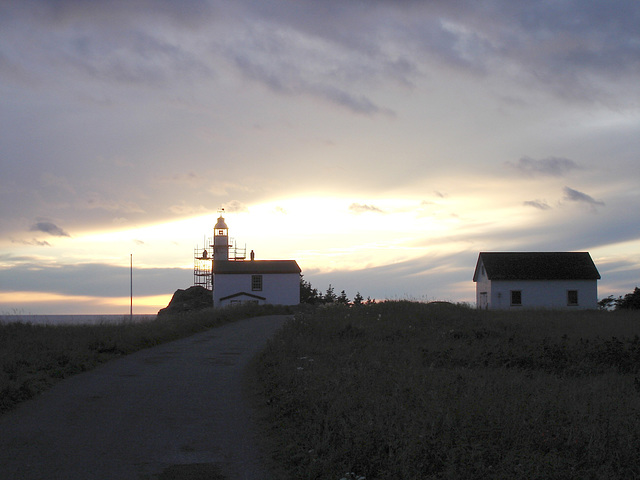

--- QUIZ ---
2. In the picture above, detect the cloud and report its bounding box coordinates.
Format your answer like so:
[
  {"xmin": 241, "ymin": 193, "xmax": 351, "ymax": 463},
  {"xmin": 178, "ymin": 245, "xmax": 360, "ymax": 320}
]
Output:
[
  {"xmin": 168, "ymin": 203, "xmax": 210, "ymax": 215},
  {"xmin": 249, "ymin": 0, "xmax": 640, "ymax": 105},
  {"xmin": 562, "ymin": 186, "xmax": 605, "ymax": 210},
  {"xmin": 156, "ymin": 172, "xmax": 201, "ymax": 186},
  {"xmin": 11, "ymin": 238, "xmax": 52, "ymax": 247},
  {"xmin": 222, "ymin": 200, "xmax": 249, "ymax": 213},
  {"xmin": 29, "ymin": 222, "xmax": 70, "ymax": 237},
  {"xmin": 230, "ymin": 52, "xmax": 394, "ymax": 116},
  {"xmin": 437, "ymin": 1, "xmax": 640, "ymax": 103},
  {"xmin": 523, "ymin": 200, "xmax": 551, "ymax": 210},
  {"xmin": 8, "ymin": 0, "xmax": 215, "ymax": 89},
  {"xmin": 0, "ymin": 261, "xmax": 190, "ymax": 298},
  {"xmin": 84, "ymin": 194, "xmax": 145, "ymax": 214},
  {"xmin": 506, "ymin": 156, "xmax": 582, "ymax": 177},
  {"xmin": 349, "ymin": 203, "xmax": 384, "ymax": 214},
  {"xmin": 305, "ymin": 250, "xmax": 480, "ymax": 303}
]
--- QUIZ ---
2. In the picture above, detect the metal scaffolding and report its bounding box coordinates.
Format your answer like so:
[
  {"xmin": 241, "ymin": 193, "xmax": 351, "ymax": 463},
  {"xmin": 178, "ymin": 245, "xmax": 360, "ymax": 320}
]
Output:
[
  {"xmin": 193, "ymin": 236, "xmax": 247, "ymax": 290},
  {"xmin": 193, "ymin": 239, "xmax": 213, "ymax": 290}
]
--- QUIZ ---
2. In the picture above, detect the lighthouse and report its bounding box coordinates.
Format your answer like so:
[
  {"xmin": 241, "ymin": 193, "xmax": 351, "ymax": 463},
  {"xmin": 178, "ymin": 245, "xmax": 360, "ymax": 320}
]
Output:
[
  {"xmin": 192, "ymin": 213, "xmax": 233, "ymax": 290},
  {"xmin": 213, "ymin": 215, "xmax": 229, "ymax": 260},
  {"xmin": 204, "ymin": 214, "xmax": 301, "ymax": 308}
]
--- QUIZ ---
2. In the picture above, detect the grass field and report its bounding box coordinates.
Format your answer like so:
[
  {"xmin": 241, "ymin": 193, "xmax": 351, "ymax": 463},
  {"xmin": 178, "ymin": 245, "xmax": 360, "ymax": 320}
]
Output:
[
  {"xmin": 248, "ymin": 301, "xmax": 640, "ymax": 480},
  {"xmin": 0, "ymin": 303, "xmax": 292, "ymax": 414}
]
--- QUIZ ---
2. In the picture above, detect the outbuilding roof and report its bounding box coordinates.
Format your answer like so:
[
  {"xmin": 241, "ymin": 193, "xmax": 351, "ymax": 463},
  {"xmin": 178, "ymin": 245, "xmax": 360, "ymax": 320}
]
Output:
[
  {"xmin": 473, "ymin": 252, "xmax": 601, "ymax": 281},
  {"xmin": 213, "ymin": 259, "xmax": 301, "ymax": 274}
]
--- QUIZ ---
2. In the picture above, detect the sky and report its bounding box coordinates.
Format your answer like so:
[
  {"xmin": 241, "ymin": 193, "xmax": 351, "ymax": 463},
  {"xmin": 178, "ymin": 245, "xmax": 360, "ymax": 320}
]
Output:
[{"xmin": 1, "ymin": 0, "xmax": 640, "ymax": 314}]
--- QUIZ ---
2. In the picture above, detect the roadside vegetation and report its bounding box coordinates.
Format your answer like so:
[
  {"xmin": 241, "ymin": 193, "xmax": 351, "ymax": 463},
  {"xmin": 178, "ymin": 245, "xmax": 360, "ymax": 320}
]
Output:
[
  {"xmin": 0, "ymin": 303, "xmax": 292, "ymax": 414},
  {"xmin": 249, "ymin": 301, "xmax": 640, "ymax": 479}
]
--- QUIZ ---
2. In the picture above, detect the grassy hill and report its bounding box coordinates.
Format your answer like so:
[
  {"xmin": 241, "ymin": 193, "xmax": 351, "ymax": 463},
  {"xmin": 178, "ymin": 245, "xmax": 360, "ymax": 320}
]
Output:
[{"xmin": 249, "ymin": 301, "xmax": 640, "ymax": 480}]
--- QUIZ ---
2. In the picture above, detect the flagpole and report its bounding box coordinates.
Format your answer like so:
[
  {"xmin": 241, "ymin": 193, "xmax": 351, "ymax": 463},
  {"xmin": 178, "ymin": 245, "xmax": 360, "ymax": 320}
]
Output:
[{"xmin": 130, "ymin": 253, "xmax": 133, "ymax": 320}]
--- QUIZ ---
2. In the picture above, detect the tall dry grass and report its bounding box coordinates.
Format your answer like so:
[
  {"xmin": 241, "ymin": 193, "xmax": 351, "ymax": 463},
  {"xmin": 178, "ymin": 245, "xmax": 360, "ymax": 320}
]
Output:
[
  {"xmin": 0, "ymin": 303, "xmax": 292, "ymax": 414},
  {"xmin": 249, "ymin": 301, "xmax": 640, "ymax": 480}
]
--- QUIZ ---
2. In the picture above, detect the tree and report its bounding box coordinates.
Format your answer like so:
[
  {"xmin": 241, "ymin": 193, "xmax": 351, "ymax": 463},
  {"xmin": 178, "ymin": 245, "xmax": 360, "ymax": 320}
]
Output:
[
  {"xmin": 337, "ymin": 290, "xmax": 350, "ymax": 305},
  {"xmin": 353, "ymin": 292, "xmax": 364, "ymax": 306},
  {"xmin": 616, "ymin": 287, "xmax": 640, "ymax": 310},
  {"xmin": 598, "ymin": 295, "xmax": 617, "ymax": 310},
  {"xmin": 324, "ymin": 284, "xmax": 336, "ymax": 303},
  {"xmin": 300, "ymin": 275, "xmax": 320, "ymax": 304}
]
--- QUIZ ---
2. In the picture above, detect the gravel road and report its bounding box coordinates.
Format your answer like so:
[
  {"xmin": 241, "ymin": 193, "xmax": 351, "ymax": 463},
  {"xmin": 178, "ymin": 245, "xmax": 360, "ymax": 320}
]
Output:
[{"xmin": 0, "ymin": 314, "xmax": 290, "ymax": 480}]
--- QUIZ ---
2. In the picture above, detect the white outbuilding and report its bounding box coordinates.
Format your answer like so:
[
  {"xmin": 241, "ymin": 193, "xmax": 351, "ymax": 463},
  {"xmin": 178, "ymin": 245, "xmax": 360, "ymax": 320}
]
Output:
[{"xmin": 473, "ymin": 252, "xmax": 601, "ymax": 310}]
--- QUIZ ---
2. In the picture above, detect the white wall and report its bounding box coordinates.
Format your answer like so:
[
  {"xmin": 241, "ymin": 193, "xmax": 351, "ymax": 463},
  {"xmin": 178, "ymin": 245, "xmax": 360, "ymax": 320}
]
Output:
[
  {"xmin": 475, "ymin": 267, "xmax": 491, "ymax": 309},
  {"xmin": 214, "ymin": 272, "xmax": 300, "ymax": 307},
  {"xmin": 486, "ymin": 279, "xmax": 598, "ymax": 310},
  {"xmin": 223, "ymin": 293, "xmax": 265, "ymax": 307}
]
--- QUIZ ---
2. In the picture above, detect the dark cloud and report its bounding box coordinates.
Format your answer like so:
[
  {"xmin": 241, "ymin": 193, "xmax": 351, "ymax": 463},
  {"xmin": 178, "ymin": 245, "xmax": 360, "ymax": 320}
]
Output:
[
  {"xmin": 249, "ymin": 0, "xmax": 640, "ymax": 104},
  {"xmin": 11, "ymin": 238, "xmax": 52, "ymax": 247},
  {"xmin": 507, "ymin": 156, "xmax": 582, "ymax": 177},
  {"xmin": 349, "ymin": 203, "xmax": 385, "ymax": 214},
  {"xmin": 229, "ymin": 52, "xmax": 394, "ymax": 116},
  {"xmin": 29, "ymin": 222, "xmax": 70, "ymax": 237},
  {"xmin": 523, "ymin": 200, "xmax": 551, "ymax": 210},
  {"xmin": 0, "ymin": 262, "xmax": 189, "ymax": 298},
  {"xmin": 305, "ymin": 250, "xmax": 480, "ymax": 303},
  {"xmin": 409, "ymin": 193, "xmax": 640, "ymax": 255},
  {"xmin": 4, "ymin": 0, "xmax": 639, "ymax": 108},
  {"xmin": 8, "ymin": 0, "xmax": 214, "ymax": 27},
  {"xmin": 563, "ymin": 186, "xmax": 605, "ymax": 210},
  {"xmin": 442, "ymin": 1, "xmax": 640, "ymax": 103}
]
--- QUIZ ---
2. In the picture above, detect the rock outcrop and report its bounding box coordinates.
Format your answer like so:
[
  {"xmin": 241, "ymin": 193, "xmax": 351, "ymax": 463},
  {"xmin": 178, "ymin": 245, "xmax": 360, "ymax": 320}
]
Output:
[{"xmin": 157, "ymin": 286, "xmax": 213, "ymax": 316}]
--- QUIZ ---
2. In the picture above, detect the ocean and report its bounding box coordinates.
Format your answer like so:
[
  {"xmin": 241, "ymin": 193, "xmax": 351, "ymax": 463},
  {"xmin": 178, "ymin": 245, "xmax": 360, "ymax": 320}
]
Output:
[{"xmin": 0, "ymin": 314, "xmax": 157, "ymax": 325}]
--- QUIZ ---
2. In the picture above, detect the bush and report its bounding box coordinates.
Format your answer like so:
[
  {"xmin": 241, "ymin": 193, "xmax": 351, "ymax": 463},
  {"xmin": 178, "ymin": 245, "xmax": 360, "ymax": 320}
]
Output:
[{"xmin": 617, "ymin": 287, "xmax": 640, "ymax": 310}]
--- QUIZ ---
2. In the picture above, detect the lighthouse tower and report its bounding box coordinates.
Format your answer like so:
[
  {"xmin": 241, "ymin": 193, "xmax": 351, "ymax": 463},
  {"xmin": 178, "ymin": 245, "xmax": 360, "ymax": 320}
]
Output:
[{"xmin": 213, "ymin": 215, "xmax": 229, "ymax": 260}]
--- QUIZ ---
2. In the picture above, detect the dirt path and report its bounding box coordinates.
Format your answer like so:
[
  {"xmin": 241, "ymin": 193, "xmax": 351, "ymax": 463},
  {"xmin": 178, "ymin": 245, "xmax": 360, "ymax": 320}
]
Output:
[{"xmin": 0, "ymin": 315, "xmax": 290, "ymax": 480}]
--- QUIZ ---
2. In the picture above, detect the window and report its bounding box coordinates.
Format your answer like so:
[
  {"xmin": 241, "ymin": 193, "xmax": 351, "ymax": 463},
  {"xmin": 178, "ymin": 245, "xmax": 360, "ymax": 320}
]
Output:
[
  {"xmin": 251, "ymin": 275, "xmax": 263, "ymax": 291},
  {"xmin": 567, "ymin": 290, "xmax": 579, "ymax": 306},
  {"xmin": 510, "ymin": 290, "xmax": 522, "ymax": 306}
]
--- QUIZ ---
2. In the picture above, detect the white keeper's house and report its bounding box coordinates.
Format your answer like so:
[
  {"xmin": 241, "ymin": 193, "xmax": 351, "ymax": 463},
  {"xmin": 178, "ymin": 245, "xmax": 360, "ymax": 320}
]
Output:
[
  {"xmin": 473, "ymin": 252, "xmax": 601, "ymax": 310},
  {"xmin": 194, "ymin": 213, "xmax": 301, "ymax": 308}
]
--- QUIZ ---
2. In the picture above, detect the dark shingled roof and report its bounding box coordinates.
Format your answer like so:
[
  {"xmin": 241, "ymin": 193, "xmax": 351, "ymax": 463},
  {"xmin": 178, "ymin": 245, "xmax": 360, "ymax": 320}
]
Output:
[
  {"xmin": 213, "ymin": 260, "xmax": 301, "ymax": 274},
  {"xmin": 473, "ymin": 252, "xmax": 601, "ymax": 281}
]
